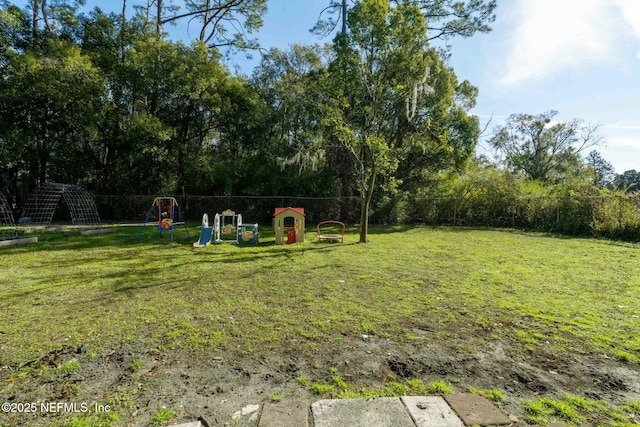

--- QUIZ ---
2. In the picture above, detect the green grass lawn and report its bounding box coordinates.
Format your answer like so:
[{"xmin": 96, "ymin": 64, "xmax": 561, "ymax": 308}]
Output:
[{"xmin": 1, "ymin": 225, "xmax": 639, "ymax": 426}]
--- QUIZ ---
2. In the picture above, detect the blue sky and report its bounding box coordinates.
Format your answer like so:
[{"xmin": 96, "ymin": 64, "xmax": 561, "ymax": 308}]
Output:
[
  {"xmin": 446, "ymin": 0, "xmax": 640, "ymax": 174},
  {"xmin": 77, "ymin": 1, "xmax": 640, "ymax": 173}
]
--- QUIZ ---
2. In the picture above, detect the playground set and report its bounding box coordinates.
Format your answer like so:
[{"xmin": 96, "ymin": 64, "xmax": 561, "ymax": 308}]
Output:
[
  {"xmin": 192, "ymin": 206, "xmax": 342, "ymax": 246},
  {"xmin": 19, "ymin": 182, "xmax": 101, "ymax": 226},
  {"xmin": 135, "ymin": 197, "xmax": 189, "ymax": 244},
  {"xmin": 0, "ymin": 191, "xmax": 18, "ymax": 241},
  {"xmin": 193, "ymin": 209, "xmax": 259, "ymax": 247},
  {"xmin": 191, "ymin": 206, "xmax": 344, "ymax": 247},
  {"xmin": 0, "ymin": 191, "xmax": 38, "ymax": 247},
  {"xmin": 0, "ymin": 181, "xmax": 107, "ymax": 247},
  {"xmin": 2, "ymin": 186, "xmax": 344, "ymax": 247}
]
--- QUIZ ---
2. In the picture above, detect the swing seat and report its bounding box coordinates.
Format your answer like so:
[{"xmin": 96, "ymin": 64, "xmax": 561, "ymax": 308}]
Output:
[
  {"xmin": 222, "ymin": 223, "xmax": 234, "ymax": 234},
  {"xmin": 158, "ymin": 218, "xmax": 173, "ymax": 230},
  {"xmin": 134, "ymin": 197, "xmax": 189, "ymax": 245},
  {"xmin": 317, "ymin": 220, "xmax": 345, "ymax": 242}
]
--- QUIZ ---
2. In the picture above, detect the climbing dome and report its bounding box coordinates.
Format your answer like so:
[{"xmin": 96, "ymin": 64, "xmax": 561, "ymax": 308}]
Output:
[
  {"xmin": 0, "ymin": 191, "xmax": 18, "ymax": 240},
  {"xmin": 19, "ymin": 183, "xmax": 101, "ymax": 226}
]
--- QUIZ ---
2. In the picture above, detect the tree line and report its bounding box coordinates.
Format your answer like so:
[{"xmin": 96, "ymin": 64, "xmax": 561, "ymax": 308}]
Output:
[{"xmin": 1, "ymin": 0, "xmax": 638, "ymax": 241}]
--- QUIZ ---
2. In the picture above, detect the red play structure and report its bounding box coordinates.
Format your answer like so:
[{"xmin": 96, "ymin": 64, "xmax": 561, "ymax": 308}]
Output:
[{"xmin": 317, "ymin": 220, "xmax": 345, "ymax": 242}]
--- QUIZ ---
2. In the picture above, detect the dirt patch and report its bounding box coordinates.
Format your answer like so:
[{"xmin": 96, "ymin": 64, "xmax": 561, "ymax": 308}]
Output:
[{"xmin": 1, "ymin": 338, "xmax": 639, "ymax": 426}]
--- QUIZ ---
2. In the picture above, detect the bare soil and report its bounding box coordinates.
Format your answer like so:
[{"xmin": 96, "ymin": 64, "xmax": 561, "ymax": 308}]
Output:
[{"xmin": 2, "ymin": 336, "xmax": 639, "ymax": 426}]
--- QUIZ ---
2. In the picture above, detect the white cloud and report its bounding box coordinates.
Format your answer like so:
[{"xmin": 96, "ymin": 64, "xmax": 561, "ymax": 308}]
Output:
[
  {"xmin": 604, "ymin": 123, "xmax": 640, "ymax": 131},
  {"xmin": 611, "ymin": 136, "xmax": 640, "ymax": 149},
  {"xmin": 500, "ymin": 0, "xmax": 630, "ymax": 87},
  {"xmin": 600, "ymin": 136, "xmax": 640, "ymax": 173},
  {"xmin": 615, "ymin": 0, "xmax": 640, "ymax": 59}
]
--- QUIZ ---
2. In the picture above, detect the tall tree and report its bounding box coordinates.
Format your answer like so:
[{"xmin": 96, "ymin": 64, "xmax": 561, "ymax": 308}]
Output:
[
  {"xmin": 149, "ymin": 0, "xmax": 266, "ymax": 51},
  {"xmin": 0, "ymin": 40, "xmax": 105, "ymax": 186},
  {"xmin": 585, "ymin": 150, "xmax": 615, "ymax": 189},
  {"xmin": 321, "ymin": 0, "xmax": 478, "ymax": 242},
  {"xmin": 249, "ymin": 44, "xmax": 343, "ymax": 200},
  {"xmin": 489, "ymin": 111, "xmax": 602, "ymax": 182},
  {"xmin": 393, "ymin": 0, "xmax": 497, "ymax": 40},
  {"xmin": 0, "ymin": 2, "xmax": 31, "ymax": 51},
  {"xmin": 251, "ymin": 45, "xmax": 329, "ymax": 173},
  {"xmin": 312, "ymin": 0, "xmax": 491, "ymax": 221},
  {"xmin": 311, "ymin": 0, "xmax": 351, "ymax": 37},
  {"xmin": 22, "ymin": 0, "xmax": 85, "ymax": 48},
  {"xmin": 614, "ymin": 170, "xmax": 640, "ymax": 193},
  {"xmin": 313, "ymin": 0, "xmax": 497, "ymax": 41}
]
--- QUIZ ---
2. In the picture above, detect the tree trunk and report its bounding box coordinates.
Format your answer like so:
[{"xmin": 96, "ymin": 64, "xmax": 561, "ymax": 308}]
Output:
[
  {"xmin": 120, "ymin": 0, "xmax": 127, "ymax": 62},
  {"xmin": 156, "ymin": 0, "xmax": 163, "ymax": 37},
  {"xmin": 359, "ymin": 195, "xmax": 368, "ymax": 243},
  {"xmin": 358, "ymin": 166, "xmax": 376, "ymax": 243},
  {"xmin": 30, "ymin": 0, "xmax": 40, "ymax": 47},
  {"xmin": 341, "ymin": 0, "xmax": 347, "ymax": 35}
]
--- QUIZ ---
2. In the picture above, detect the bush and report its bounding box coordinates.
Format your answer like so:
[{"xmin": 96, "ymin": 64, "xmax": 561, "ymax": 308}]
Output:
[
  {"xmin": 592, "ymin": 192, "xmax": 640, "ymax": 240},
  {"xmin": 401, "ymin": 163, "xmax": 640, "ymax": 241}
]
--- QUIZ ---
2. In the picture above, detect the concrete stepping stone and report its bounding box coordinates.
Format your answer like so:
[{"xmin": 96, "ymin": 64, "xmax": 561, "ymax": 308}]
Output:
[
  {"xmin": 232, "ymin": 404, "xmax": 262, "ymax": 426},
  {"xmin": 312, "ymin": 397, "xmax": 415, "ymax": 427},
  {"xmin": 0, "ymin": 237, "xmax": 38, "ymax": 247},
  {"xmin": 258, "ymin": 400, "xmax": 309, "ymax": 427},
  {"xmin": 402, "ymin": 396, "xmax": 464, "ymax": 427},
  {"xmin": 444, "ymin": 393, "xmax": 511, "ymax": 426}
]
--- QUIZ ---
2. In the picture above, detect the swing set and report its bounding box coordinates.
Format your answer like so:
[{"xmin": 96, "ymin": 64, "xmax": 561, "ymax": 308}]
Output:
[
  {"xmin": 135, "ymin": 197, "xmax": 189, "ymax": 244},
  {"xmin": 213, "ymin": 209, "xmax": 242, "ymax": 244}
]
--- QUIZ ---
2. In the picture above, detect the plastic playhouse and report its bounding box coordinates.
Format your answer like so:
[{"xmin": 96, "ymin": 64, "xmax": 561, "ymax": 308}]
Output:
[{"xmin": 273, "ymin": 207, "xmax": 305, "ymax": 244}]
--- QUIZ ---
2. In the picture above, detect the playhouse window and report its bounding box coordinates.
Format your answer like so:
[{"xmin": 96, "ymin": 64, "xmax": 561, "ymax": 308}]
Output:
[{"xmin": 283, "ymin": 216, "xmax": 295, "ymax": 229}]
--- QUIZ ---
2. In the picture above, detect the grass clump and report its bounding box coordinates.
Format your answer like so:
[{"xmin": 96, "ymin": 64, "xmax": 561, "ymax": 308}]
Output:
[
  {"xmin": 522, "ymin": 395, "xmax": 640, "ymax": 426},
  {"xmin": 305, "ymin": 366, "xmax": 453, "ymax": 399},
  {"xmin": 469, "ymin": 387, "xmax": 504, "ymax": 402},
  {"xmin": 129, "ymin": 358, "xmax": 143, "ymax": 372},
  {"xmin": 270, "ymin": 392, "xmax": 282, "ymax": 402},
  {"xmin": 57, "ymin": 360, "xmax": 80, "ymax": 375},
  {"xmin": 613, "ymin": 350, "xmax": 639, "ymax": 364},
  {"xmin": 425, "ymin": 380, "xmax": 454, "ymax": 395},
  {"xmin": 621, "ymin": 401, "xmax": 640, "ymax": 414},
  {"xmin": 405, "ymin": 378, "xmax": 428, "ymax": 394},
  {"xmin": 312, "ymin": 383, "xmax": 336, "ymax": 395},
  {"xmin": 149, "ymin": 409, "xmax": 175, "ymax": 426}
]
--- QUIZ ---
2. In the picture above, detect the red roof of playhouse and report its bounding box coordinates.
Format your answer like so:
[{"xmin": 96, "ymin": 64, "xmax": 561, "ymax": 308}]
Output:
[{"xmin": 274, "ymin": 207, "xmax": 305, "ymax": 217}]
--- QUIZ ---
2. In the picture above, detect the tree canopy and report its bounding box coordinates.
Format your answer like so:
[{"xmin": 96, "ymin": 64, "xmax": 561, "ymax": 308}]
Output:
[
  {"xmin": 312, "ymin": 0, "xmax": 497, "ymax": 41},
  {"xmin": 489, "ymin": 110, "xmax": 602, "ymax": 183},
  {"xmin": 318, "ymin": 0, "xmax": 479, "ymax": 241},
  {"xmin": 5, "ymin": 0, "xmax": 633, "ymax": 237}
]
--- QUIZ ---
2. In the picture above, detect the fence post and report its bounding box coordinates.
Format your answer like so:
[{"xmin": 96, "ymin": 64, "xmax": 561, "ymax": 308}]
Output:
[
  {"xmin": 453, "ymin": 202, "xmax": 457, "ymax": 226},
  {"xmin": 618, "ymin": 195, "xmax": 623, "ymax": 227}
]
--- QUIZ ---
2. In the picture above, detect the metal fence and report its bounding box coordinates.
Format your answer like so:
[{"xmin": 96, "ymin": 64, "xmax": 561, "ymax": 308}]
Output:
[
  {"xmin": 403, "ymin": 194, "xmax": 640, "ymax": 239},
  {"xmin": 92, "ymin": 193, "xmax": 640, "ymax": 239},
  {"xmin": 94, "ymin": 195, "xmax": 357, "ymax": 225}
]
